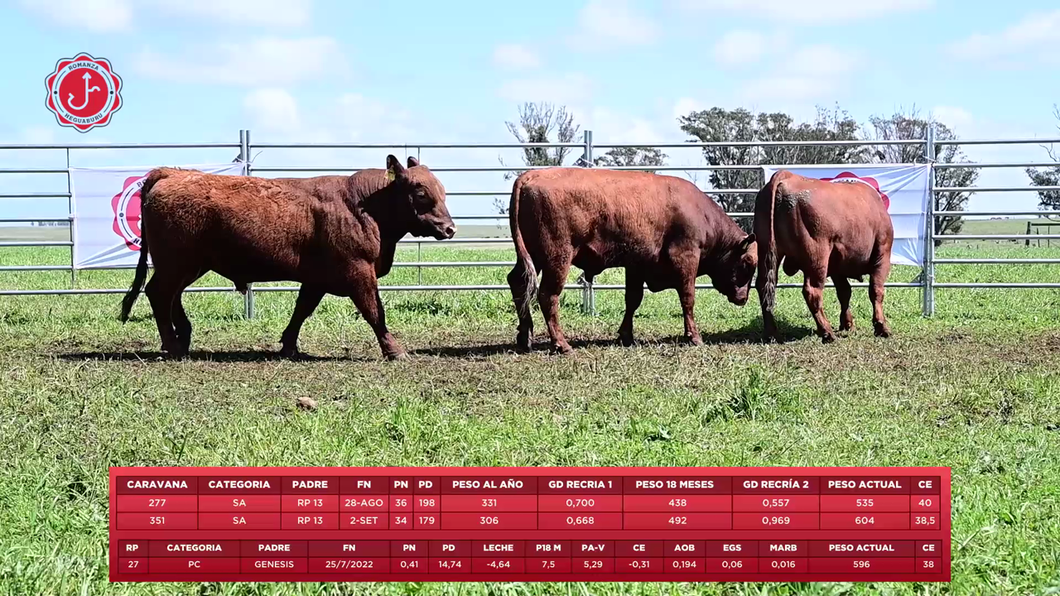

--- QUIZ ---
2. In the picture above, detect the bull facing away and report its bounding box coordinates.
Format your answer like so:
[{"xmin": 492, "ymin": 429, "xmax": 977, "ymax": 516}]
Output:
[
  {"xmin": 754, "ymin": 169, "xmax": 894, "ymax": 344},
  {"xmin": 507, "ymin": 167, "xmax": 757, "ymax": 354},
  {"xmin": 119, "ymin": 155, "xmax": 456, "ymax": 360}
]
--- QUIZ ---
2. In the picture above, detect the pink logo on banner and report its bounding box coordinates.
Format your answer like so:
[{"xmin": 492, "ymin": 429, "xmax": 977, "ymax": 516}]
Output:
[
  {"xmin": 111, "ymin": 175, "xmax": 144, "ymax": 250},
  {"xmin": 819, "ymin": 172, "xmax": 890, "ymax": 210}
]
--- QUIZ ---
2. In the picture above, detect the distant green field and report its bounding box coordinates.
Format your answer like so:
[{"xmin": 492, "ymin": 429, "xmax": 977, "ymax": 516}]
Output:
[{"xmin": 1, "ymin": 218, "xmax": 1059, "ymax": 595}]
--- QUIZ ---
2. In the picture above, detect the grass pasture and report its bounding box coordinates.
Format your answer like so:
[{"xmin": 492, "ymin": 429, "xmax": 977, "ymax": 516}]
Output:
[{"xmin": 1, "ymin": 220, "xmax": 1059, "ymax": 595}]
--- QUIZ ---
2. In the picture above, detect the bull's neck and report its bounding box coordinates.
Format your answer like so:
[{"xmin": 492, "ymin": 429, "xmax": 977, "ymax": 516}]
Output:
[
  {"xmin": 358, "ymin": 180, "xmax": 411, "ymax": 241},
  {"xmin": 709, "ymin": 221, "xmax": 747, "ymax": 256}
]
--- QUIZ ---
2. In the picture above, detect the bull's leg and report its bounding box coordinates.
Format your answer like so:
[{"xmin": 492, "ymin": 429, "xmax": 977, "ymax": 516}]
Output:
[
  {"xmin": 349, "ymin": 272, "xmax": 405, "ymax": 361},
  {"xmin": 172, "ymin": 297, "xmax": 192, "ymax": 355},
  {"xmin": 172, "ymin": 270, "xmax": 205, "ymax": 355},
  {"xmin": 617, "ymin": 272, "xmax": 644, "ymax": 347},
  {"xmin": 802, "ymin": 267, "xmax": 836, "ymax": 343},
  {"xmin": 507, "ymin": 263, "xmax": 535, "ymax": 352},
  {"xmin": 870, "ymin": 259, "xmax": 892, "ymax": 338},
  {"xmin": 144, "ymin": 273, "xmax": 183, "ymax": 357},
  {"xmin": 835, "ymin": 276, "xmax": 855, "ymax": 333},
  {"xmin": 280, "ymin": 285, "xmax": 326, "ymax": 358},
  {"xmin": 677, "ymin": 274, "xmax": 703, "ymax": 346},
  {"xmin": 538, "ymin": 258, "xmax": 573, "ymax": 355}
]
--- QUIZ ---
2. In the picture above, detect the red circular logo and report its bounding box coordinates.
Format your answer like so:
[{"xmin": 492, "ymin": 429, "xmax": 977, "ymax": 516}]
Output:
[
  {"xmin": 820, "ymin": 171, "xmax": 890, "ymax": 210},
  {"xmin": 45, "ymin": 53, "xmax": 123, "ymax": 133},
  {"xmin": 111, "ymin": 175, "xmax": 144, "ymax": 250}
]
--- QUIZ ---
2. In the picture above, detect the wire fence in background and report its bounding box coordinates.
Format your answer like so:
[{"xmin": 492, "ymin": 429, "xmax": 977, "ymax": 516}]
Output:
[{"xmin": 2, "ymin": 129, "xmax": 1060, "ymax": 318}]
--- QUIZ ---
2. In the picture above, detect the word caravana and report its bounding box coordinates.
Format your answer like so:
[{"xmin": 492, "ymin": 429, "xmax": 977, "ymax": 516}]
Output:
[{"xmin": 125, "ymin": 479, "xmax": 188, "ymax": 490}]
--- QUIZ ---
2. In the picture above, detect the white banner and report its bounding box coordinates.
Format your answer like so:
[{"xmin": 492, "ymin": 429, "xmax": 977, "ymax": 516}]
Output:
[
  {"xmin": 71, "ymin": 162, "xmax": 246, "ymax": 269},
  {"xmin": 760, "ymin": 165, "xmax": 931, "ymax": 267}
]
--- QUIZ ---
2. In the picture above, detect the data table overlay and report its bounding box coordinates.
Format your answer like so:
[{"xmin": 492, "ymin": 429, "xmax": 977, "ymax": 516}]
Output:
[{"xmin": 109, "ymin": 466, "xmax": 951, "ymax": 583}]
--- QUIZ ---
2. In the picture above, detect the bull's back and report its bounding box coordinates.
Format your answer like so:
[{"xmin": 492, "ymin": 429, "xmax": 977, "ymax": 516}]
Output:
[
  {"xmin": 147, "ymin": 170, "xmax": 322, "ymax": 239},
  {"xmin": 143, "ymin": 170, "xmax": 357, "ymax": 281},
  {"xmin": 516, "ymin": 168, "xmax": 682, "ymax": 247}
]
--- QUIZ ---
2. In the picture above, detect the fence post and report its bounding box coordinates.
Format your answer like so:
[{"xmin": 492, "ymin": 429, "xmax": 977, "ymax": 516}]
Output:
[
  {"xmin": 66, "ymin": 147, "xmax": 76, "ymax": 286},
  {"xmin": 922, "ymin": 125, "xmax": 936, "ymax": 317},
  {"xmin": 580, "ymin": 129, "xmax": 596, "ymax": 315},
  {"xmin": 240, "ymin": 129, "xmax": 255, "ymax": 320}
]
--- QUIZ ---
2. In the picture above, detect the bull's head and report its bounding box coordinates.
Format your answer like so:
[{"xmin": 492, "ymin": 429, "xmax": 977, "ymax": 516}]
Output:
[
  {"xmin": 710, "ymin": 233, "xmax": 757, "ymax": 306},
  {"xmin": 385, "ymin": 154, "xmax": 457, "ymax": 240}
]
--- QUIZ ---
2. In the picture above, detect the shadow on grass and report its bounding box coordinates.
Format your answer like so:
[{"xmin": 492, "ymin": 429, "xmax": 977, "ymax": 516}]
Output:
[
  {"xmin": 57, "ymin": 350, "xmax": 357, "ymax": 363},
  {"xmin": 410, "ymin": 321, "xmax": 817, "ymax": 359}
]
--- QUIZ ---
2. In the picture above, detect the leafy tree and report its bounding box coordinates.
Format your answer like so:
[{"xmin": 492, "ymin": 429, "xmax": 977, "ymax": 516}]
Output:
[
  {"xmin": 1026, "ymin": 104, "xmax": 1060, "ymax": 214},
  {"xmin": 677, "ymin": 105, "xmax": 867, "ymax": 227},
  {"xmin": 593, "ymin": 146, "xmax": 667, "ymax": 173},
  {"xmin": 495, "ymin": 102, "xmax": 580, "ymax": 213},
  {"xmin": 864, "ymin": 107, "xmax": 980, "ymax": 243}
]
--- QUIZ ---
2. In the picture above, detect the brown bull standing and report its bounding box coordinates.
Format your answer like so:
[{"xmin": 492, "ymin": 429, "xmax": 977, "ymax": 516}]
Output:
[
  {"xmin": 754, "ymin": 170, "xmax": 894, "ymax": 343},
  {"xmin": 119, "ymin": 155, "xmax": 456, "ymax": 360},
  {"xmin": 507, "ymin": 167, "xmax": 757, "ymax": 354}
]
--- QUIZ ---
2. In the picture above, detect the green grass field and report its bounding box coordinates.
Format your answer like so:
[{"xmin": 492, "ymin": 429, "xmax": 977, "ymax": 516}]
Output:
[{"xmin": 1, "ymin": 220, "xmax": 1059, "ymax": 595}]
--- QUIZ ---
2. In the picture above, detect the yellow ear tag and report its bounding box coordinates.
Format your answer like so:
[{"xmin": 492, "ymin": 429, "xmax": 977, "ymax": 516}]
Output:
[{"xmin": 385, "ymin": 168, "xmax": 396, "ymax": 183}]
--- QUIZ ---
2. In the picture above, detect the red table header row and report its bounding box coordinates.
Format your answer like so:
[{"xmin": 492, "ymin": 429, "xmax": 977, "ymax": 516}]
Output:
[
  {"xmin": 119, "ymin": 540, "xmax": 946, "ymax": 558},
  {"xmin": 116, "ymin": 476, "xmax": 943, "ymax": 495}
]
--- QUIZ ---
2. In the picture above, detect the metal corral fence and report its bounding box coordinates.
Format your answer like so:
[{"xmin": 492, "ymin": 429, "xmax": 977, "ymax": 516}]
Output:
[{"xmin": 2, "ymin": 128, "xmax": 1060, "ymax": 318}]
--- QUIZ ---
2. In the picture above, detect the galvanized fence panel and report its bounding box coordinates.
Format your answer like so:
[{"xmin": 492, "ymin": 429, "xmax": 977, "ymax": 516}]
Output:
[{"xmin": 2, "ymin": 129, "xmax": 1060, "ymax": 317}]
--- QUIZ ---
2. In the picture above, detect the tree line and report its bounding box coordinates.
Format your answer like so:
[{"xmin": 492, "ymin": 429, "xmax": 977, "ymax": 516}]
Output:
[{"xmin": 497, "ymin": 100, "xmax": 1060, "ymax": 239}]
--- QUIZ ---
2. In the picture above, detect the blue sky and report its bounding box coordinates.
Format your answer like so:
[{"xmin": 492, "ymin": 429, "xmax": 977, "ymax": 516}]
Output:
[{"xmin": 2, "ymin": 0, "xmax": 1060, "ymax": 222}]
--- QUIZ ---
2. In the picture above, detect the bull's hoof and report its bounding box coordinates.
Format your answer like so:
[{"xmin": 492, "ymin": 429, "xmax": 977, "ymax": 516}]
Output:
[
  {"xmin": 839, "ymin": 320, "xmax": 855, "ymax": 333},
  {"xmin": 279, "ymin": 346, "xmax": 300, "ymax": 359},
  {"xmin": 618, "ymin": 333, "xmax": 635, "ymax": 347},
  {"xmin": 762, "ymin": 333, "xmax": 781, "ymax": 344},
  {"xmin": 821, "ymin": 333, "xmax": 837, "ymax": 344},
  {"xmin": 874, "ymin": 323, "xmax": 892, "ymax": 338},
  {"xmin": 686, "ymin": 335, "xmax": 704, "ymax": 346},
  {"xmin": 550, "ymin": 343, "xmax": 574, "ymax": 356},
  {"xmin": 516, "ymin": 333, "xmax": 532, "ymax": 353},
  {"xmin": 385, "ymin": 351, "xmax": 409, "ymax": 362}
]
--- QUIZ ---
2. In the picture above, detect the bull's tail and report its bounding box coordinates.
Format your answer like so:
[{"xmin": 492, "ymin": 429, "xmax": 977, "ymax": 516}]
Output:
[
  {"xmin": 508, "ymin": 175, "xmax": 537, "ymax": 320},
  {"xmin": 755, "ymin": 171, "xmax": 783, "ymax": 316},
  {"xmin": 119, "ymin": 168, "xmax": 165, "ymax": 322}
]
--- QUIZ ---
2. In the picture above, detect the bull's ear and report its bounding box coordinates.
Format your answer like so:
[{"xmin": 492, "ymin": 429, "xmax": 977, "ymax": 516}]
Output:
[
  {"xmin": 385, "ymin": 154, "xmax": 405, "ymax": 183},
  {"xmin": 407, "ymin": 156, "xmax": 420, "ymax": 168},
  {"xmin": 741, "ymin": 233, "xmax": 756, "ymax": 249}
]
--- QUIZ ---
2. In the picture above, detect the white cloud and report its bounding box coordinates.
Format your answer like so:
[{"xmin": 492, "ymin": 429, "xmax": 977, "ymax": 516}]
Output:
[
  {"xmin": 335, "ymin": 94, "xmax": 414, "ymax": 142},
  {"xmin": 492, "ymin": 44, "xmax": 541, "ymax": 70},
  {"xmin": 676, "ymin": 0, "xmax": 933, "ymax": 23},
  {"xmin": 784, "ymin": 44, "xmax": 858, "ymax": 77},
  {"xmin": 19, "ymin": 0, "xmax": 133, "ymax": 32},
  {"xmin": 929, "ymin": 106, "xmax": 974, "ymax": 132},
  {"xmin": 135, "ymin": 37, "xmax": 346, "ymax": 86},
  {"xmin": 498, "ymin": 73, "xmax": 593, "ymax": 105},
  {"xmin": 583, "ymin": 108, "xmax": 665, "ymax": 145},
  {"xmin": 570, "ymin": 0, "xmax": 658, "ymax": 49},
  {"xmin": 739, "ymin": 44, "xmax": 860, "ymax": 103},
  {"xmin": 151, "ymin": 0, "xmax": 312, "ymax": 27},
  {"xmin": 714, "ymin": 30, "xmax": 768, "ymax": 67},
  {"xmin": 244, "ymin": 89, "xmax": 301, "ymax": 134},
  {"xmin": 19, "ymin": 0, "xmax": 311, "ymax": 30},
  {"xmin": 947, "ymin": 10, "xmax": 1060, "ymax": 64},
  {"xmin": 672, "ymin": 97, "xmax": 705, "ymax": 119}
]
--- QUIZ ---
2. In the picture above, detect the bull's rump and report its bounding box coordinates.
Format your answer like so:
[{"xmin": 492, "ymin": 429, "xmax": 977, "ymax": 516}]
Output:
[
  {"xmin": 772, "ymin": 174, "xmax": 893, "ymax": 270},
  {"xmin": 144, "ymin": 169, "xmax": 360, "ymax": 284},
  {"xmin": 515, "ymin": 168, "xmax": 703, "ymax": 265}
]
